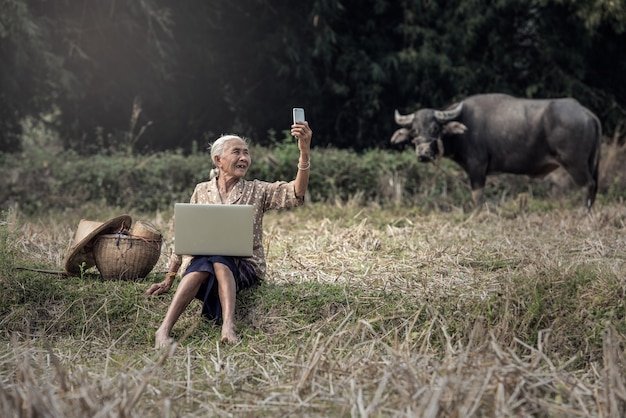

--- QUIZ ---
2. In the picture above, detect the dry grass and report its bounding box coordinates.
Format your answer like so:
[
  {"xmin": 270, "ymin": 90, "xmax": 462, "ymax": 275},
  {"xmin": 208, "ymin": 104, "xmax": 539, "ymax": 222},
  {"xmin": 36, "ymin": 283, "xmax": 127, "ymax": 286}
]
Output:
[{"xmin": 1, "ymin": 200, "xmax": 626, "ymax": 417}]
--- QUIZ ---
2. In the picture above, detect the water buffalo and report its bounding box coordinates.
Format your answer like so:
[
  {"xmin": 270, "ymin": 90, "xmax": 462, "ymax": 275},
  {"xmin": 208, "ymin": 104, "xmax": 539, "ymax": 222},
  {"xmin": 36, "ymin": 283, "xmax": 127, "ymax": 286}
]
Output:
[{"xmin": 391, "ymin": 93, "xmax": 602, "ymax": 211}]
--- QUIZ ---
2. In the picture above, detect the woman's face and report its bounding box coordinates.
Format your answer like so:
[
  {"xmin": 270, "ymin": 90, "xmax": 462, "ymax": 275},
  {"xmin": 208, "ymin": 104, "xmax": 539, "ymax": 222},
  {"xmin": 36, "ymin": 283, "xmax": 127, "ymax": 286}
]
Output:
[{"xmin": 216, "ymin": 138, "xmax": 251, "ymax": 179}]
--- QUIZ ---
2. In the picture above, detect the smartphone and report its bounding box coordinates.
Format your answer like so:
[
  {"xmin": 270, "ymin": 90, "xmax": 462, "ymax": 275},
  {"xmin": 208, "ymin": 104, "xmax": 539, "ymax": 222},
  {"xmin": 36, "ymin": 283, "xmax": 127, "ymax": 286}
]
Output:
[{"xmin": 293, "ymin": 107, "xmax": 305, "ymax": 124}]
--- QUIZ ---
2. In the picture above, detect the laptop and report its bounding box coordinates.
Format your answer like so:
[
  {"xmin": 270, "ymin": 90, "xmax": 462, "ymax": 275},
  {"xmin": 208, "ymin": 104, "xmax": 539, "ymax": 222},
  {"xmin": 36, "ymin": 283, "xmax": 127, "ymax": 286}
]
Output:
[{"xmin": 174, "ymin": 203, "xmax": 254, "ymax": 256}]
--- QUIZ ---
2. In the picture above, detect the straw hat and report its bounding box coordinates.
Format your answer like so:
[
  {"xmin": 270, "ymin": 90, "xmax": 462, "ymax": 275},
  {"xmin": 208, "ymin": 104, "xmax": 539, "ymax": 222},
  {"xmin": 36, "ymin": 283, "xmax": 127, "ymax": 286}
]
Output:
[{"xmin": 64, "ymin": 215, "xmax": 132, "ymax": 275}]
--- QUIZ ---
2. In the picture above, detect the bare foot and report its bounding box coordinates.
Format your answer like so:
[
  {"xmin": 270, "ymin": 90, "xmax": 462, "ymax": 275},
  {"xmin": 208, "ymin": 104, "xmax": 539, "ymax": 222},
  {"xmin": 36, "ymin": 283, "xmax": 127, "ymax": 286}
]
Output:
[
  {"xmin": 220, "ymin": 323, "xmax": 240, "ymax": 344},
  {"xmin": 155, "ymin": 328, "xmax": 175, "ymax": 349}
]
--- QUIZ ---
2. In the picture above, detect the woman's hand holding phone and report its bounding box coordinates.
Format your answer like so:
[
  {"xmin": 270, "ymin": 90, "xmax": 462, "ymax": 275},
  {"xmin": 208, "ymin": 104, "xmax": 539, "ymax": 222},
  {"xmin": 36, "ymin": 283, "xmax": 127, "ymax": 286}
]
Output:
[{"xmin": 292, "ymin": 107, "xmax": 306, "ymax": 141}]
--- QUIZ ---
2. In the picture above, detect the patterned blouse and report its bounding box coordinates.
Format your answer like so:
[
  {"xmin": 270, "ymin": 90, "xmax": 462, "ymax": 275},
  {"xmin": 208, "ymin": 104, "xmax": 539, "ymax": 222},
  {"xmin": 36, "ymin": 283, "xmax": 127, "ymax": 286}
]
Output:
[{"xmin": 171, "ymin": 177, "xmax": 304, "ymax": 279}]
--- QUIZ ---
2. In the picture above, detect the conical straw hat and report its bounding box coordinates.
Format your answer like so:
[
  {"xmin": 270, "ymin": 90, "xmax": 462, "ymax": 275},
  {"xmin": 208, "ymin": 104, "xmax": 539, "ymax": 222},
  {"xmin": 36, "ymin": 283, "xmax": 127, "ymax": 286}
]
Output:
[{"xmin": 64, "ymin": 215, "xmax": 132, "ymax": 275}]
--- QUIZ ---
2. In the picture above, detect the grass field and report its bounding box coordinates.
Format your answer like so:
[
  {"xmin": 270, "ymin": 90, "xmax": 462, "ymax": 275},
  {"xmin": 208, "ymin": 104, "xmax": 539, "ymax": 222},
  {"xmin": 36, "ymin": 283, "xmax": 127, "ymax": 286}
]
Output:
[{"xmin": 1, "ymin": 199, "xmax": 626, "ymax": 417}]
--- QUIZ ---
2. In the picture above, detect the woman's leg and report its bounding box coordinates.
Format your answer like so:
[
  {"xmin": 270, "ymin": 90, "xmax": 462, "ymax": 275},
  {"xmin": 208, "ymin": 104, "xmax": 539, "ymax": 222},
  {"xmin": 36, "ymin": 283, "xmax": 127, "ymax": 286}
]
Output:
[
  {"xmin": 213, "ymin": 262, "xmax": 239, "ymax": 344},
  {"xmin": 155, "ymin": 271, "xmax": 208, "ymax": 348}
]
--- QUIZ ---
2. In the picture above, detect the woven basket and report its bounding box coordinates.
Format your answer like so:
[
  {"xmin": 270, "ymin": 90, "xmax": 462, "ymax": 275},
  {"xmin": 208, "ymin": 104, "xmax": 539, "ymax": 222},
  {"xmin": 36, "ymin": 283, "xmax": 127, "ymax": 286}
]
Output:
[
  {"xmin": 130, "ymin": 220, "xmax": 162, "ymax": 241},
  {"xmin": 93, "ymin": 233, "xmax": 162, "ymax": 280}
]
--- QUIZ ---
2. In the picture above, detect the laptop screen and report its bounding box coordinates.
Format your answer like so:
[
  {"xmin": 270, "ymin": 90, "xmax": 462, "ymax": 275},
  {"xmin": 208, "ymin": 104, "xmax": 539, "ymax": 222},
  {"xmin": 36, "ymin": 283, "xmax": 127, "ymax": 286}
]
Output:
[{"xmin": 174, "ymin": 203, "xmax": 254, "ymax": 257}]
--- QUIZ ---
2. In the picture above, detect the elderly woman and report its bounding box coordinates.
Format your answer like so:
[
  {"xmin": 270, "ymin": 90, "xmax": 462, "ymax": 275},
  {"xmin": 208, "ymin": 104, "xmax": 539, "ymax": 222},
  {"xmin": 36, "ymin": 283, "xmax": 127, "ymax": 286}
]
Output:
[{"xmin": 146, "ymin": 121, "xmax": 312, "ymax": 347}]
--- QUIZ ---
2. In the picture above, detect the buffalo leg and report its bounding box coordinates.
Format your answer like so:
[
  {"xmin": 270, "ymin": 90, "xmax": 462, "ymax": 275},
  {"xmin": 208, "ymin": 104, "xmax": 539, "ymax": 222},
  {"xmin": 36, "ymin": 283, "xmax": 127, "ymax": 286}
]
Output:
[
  {"xmin": 469, "ymin": 172, "xmax": 487, "ymax": 211},
  {"xmin": 585, "ymin": 180, "xmax": 597, "ymax": 211},
  {"xmin": 562, "ymin": 164, "xmax": 596, "ymax": 211},
  {"xmin": 471, "ymin": 188, "xmax": 485, "ymax": 211}
]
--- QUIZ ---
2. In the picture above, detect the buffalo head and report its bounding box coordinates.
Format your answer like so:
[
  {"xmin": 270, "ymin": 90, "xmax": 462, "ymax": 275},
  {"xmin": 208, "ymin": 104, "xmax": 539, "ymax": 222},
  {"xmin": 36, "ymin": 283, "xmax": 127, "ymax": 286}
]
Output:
[{"xmin": 391, "ymin": 102, "xmax": 467, "ymax": 162}]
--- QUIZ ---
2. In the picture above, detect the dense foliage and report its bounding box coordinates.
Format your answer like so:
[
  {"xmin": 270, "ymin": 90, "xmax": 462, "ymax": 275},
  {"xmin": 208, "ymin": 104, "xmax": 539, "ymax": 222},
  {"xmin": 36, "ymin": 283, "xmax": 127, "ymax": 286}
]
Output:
[
  {"xmin": 3, "ymin": 137, "xmax": 626, "ymax": 217},
  {"xmin": 1, "ymin": 0, "xmax": 625, "ymax": 154},
  {"xmin": 0, "ymin": 139, "xmax": 428, "ymax": 215}
]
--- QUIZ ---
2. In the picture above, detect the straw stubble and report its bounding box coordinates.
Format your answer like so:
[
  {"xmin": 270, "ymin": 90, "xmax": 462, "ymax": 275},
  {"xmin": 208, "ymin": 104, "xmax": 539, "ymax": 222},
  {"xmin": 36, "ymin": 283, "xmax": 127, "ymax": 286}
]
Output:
[{"xmin": 1, "ymin": 202, "xmax": 625, "ymax": 417}]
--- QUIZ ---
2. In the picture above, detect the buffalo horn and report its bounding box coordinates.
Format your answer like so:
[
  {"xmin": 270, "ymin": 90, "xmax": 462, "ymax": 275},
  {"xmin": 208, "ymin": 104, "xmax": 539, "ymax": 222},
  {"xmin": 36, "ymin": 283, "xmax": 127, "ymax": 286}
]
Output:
[
  {"xmin": 394, "ymin": 110, "xmax": 415, "ymax": 126},
  {"xmin": 434, "ymin": 102, "xmax": 463, "ymax": 121}
]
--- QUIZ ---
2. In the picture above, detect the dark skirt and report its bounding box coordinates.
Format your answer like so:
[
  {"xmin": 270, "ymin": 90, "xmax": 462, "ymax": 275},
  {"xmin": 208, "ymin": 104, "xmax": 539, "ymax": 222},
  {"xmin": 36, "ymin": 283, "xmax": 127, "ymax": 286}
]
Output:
[{"xmin": 184, "ymin": 255, "xmax": 259, "ymax": 323}]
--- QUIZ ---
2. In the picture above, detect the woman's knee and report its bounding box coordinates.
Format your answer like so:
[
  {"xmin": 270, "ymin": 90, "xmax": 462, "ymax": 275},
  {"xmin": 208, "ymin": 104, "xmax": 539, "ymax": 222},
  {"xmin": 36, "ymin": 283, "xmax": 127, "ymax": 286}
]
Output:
[
  {"xmin": 213, "ymin": 262, "xmax": 235, "ymax": 280},
  {"xmin": 181, "ymin": 271, "xmax": 210, "ymax": 286}
]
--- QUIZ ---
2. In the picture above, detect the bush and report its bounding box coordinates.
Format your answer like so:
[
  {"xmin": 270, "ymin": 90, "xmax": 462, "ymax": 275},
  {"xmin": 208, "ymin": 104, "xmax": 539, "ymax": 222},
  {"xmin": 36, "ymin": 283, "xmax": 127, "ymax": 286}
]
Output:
[{"xmin": 2, "ymin": 137, "xmax": 625, "ymax": 216}]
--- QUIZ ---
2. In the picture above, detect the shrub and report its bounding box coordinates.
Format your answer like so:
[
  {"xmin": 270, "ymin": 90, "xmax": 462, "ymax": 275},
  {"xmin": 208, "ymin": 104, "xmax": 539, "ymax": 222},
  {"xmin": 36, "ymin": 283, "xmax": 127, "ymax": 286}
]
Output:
[{"xmin": 2, "ymin": 138, "xmax": 625, "ymax": 216}]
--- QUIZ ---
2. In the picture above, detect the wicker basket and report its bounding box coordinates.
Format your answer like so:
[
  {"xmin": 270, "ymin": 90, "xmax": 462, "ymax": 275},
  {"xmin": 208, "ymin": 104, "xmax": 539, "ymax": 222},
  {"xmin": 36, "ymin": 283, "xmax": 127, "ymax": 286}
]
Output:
[
  {"xmin": 130, "ymin": 220, "xmax": 162, "ymax": 241},
  {"xmin": 93, "ymin": 233, "xmax": 162, "ymax": 280}
]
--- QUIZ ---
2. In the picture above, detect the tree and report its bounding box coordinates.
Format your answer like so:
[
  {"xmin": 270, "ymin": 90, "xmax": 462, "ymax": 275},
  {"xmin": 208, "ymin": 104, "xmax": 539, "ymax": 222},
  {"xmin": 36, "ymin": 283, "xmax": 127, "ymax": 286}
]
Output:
[
  {"xmin": 36, "ymin": 0, "xmax": 177, "ymax": 154},
  {"xmin": 24, "ymin": 0, "xmax": 323, "ymax": 153},
  {"xmin": 158, "ymin": 0, "xmax": 320, "ymax": 149},
  {"xmin": 2, "ymin": 0, "xmax": 625, "ymax": 154},
  {"xmin": 0, "ymin": 0, "xmax": 69, "ymax": 152},
  {"xmin": 304, "ymin": 0, "xmax": 406, "ymax": 149},
  {"xmin": 380, "ymin": 0, "xmax": 626, "ymax": 144}
]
